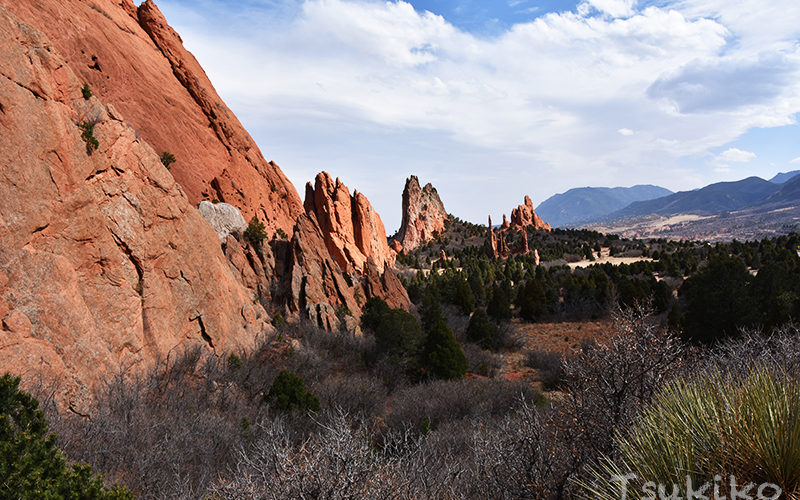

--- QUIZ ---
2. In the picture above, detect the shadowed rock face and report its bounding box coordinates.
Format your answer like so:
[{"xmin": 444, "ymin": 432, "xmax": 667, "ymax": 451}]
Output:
[
  {"xmin": 224, "ymin": 212, "xmax": 409, "ymax": 333},
  {"xmin": 223, "ymin": 171, "xmax": 408, "ymax": 331},
  {"xmin": 0, "ymin": 6, "xmax": 268, "ymax": 410},
  {"xmin": 0, "ymin": 0, "xmax": 303, "ymax": 237},
  {"xmin": 392, "ymin": 175, "xmax": 449, "ymax": 253}
]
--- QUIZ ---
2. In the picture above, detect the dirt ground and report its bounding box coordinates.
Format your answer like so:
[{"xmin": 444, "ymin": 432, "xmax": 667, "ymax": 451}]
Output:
[
  {"xmin": 499, "ymin": 318, "xmax": 616, "ymax": 383},
  {"xmin": 566, "ymin": 247, "xmax": 654, "ymax": 269}
]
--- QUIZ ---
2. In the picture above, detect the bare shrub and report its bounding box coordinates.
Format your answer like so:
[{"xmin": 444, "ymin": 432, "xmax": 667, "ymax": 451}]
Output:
[
  {"xmin": 385, "ymin": 378, "xmax": 540, "ymax": 433},
  {"xmin": 497, "ymin": 321, "xmax": 525, "ymax": 350},
  {"xmin": 462, "ymin": 342, "xmax": 503, "ymax": 377},
  {"xmin": 47, "ymin": 348, "xmax": 261, "ymax": 499},
  {"xmin": 464, "ymin": 399, "xmax": 569, "ymax": 499},
  {"xmin": 212, "ymin": 410, "xmax": 464, "ymax": 499},
  {"xmin": 554, "ymin": 304, "xmax": 687, "ymax": 495},
  {"xmin": 465, "ymin": 305, "xmax": 687, "ymax": 499},
  {"xmin": 315, "ymin": 373, "xmax": 387, "ymax": 418},
  {"xmin": 704, "ymin": 323, "xmax": 800, "ymax": 377},
  {"xmin": 525, "ymin": 349, "xmax": 565, "ymax": 390}
]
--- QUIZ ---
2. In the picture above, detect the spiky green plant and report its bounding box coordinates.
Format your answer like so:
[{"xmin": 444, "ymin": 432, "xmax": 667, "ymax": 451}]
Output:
[{"xmin": 580, "ymin": 367, "xmax": 800, "ymax": 499}]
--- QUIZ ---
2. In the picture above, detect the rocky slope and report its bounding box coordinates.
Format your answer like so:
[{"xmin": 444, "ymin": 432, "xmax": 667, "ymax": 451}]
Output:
[
  {"xmin": 391, "ymin": 176, "xmax": 449, "ymax": 252},
  {"xmin": 0, "ymin": 6, "xmax": 268, "ymax": 410},
  {"xmin": 0, "ymin": 0, "xmax": 411, "ymax": 408},
  {"xmin": 1, "ymin": 0, "xmax": 303, "ymax": 237}
]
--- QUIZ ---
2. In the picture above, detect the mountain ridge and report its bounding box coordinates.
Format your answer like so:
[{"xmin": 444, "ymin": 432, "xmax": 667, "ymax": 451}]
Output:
[{"xmin": 535, "ymin": 185, "xmax": 673, "ymax": 228}]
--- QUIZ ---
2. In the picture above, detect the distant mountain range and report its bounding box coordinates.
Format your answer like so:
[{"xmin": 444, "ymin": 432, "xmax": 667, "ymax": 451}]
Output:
[
  {"xmin": 535, "ymin": 185, "xmax": 673, "ymax": 228},
  {"xmin": 577, "ymin": 171, "xmax": 800, "ymax": 241},
  {"xmin": 769, "ymin": 170, "xmax": 800, "ymax": 184},
  {"xmin": 608, "ymin": 177, "xmax": 779, "ymax": 220}
]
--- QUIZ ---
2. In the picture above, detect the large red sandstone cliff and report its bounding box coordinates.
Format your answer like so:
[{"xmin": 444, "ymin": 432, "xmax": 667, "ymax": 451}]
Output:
[
  {"xmin": 0, "ymin": 0, "xmax": 410, "ymax": 406},
  {"xmin": 0, "ymin": 0, "xmax": 303, "ymax": 237},
  {"xmin": 0, "ymin": 6, "xmax": 268, "ymax": 409}
]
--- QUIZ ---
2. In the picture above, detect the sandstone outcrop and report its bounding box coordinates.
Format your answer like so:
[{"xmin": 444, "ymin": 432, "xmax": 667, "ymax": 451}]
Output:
[
  {"xmin": 0, "ymin": 7, "xmax": 268, "ymax": 409},
  {"xmin": 488, "ymin": 216, "xmax": 510, "ymax": 259},
  {"xmin": 198, "ymin": 201, "xmax": 247, "ymax": 242},
  {"xmin": 392, "ymin": 176, "xmax": 449, "ymax": 252},
  {"xmin": 488, "ymin": 216, "xmax": 537, "ymax": 259},
  {"xmin": 510, "ymin": 195, "xmax": 551, "ymax": 231},
  {"xmin": 303, "ymin": 173, "xmax": 394, "ymax": 273},
  {"xmin": 487, "ymin": 195, "xmax": 550, "ymax": 259},
  {"xmin": 0, "ymin": 0, "xmax": 414, "ymax": 412},
  {"xmin": 223, "ymin": 212, "xmax": 410, "ymax": 332},
  {"xmin": 1, "ymin": 0, "xmax": 303, "ymax": 237}
]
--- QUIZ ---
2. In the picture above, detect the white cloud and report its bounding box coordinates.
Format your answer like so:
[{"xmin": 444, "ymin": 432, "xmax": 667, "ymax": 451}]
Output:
[
  {"xmin": 791, "ymin": 157, "xmax": 800, "ymax": 164},
  {"xmin": 162, "ymin": 0, "xmax": 800, "ymax": 228},
  {"xmin": 713, "ymin": 148, "xmax": 757, "ymax": 167}
]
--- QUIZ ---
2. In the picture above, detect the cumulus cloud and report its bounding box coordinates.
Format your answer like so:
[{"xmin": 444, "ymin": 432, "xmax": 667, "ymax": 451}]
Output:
[
  {"xmin": 161, "ymin": 0, "xmax": 800, "ymax": 227},
  {"xmin": 647, "ymin": 53, "xmax": 800, "ymax": 114},
  {"xmin": 716, "ymin": 148, "xmax": 757, "ymax": 164}
]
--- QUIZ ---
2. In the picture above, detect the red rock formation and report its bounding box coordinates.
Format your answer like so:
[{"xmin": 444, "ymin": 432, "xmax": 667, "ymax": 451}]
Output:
[
  {"xmin": 303, "ymin": 172, "xmax": 394, "ymax": 273},
  {"xmin": 224, "ymin": 213, "xmax": 410, "ymax": 332},
  {"xmin": 501, "ymin": 214, "xmax": 511, "ymax": 230},
  {"xmin": 0, "ymin": 7, "xmax": 268, "ymax": 409},
  {"xmin": 392, "ymin": 175, "xmax": 449, "ymax": 252},
  {"xmin": 489, "ymin": 217, "xmax": 536, "ymax": 259},
  {"xmin": 390, "ymin": 240, "xmax": 404, "ymax": 254},
  {"xmin": 518, "ymin": 229, "xmax": 529, "ymax": 255},
  {"xmin": 510, "ymin": 195, "xmax": 551, "ymax": 231},
  {"xmin": 1, "ymin": 0, "xmax": 303, "ymax": 237},
  {"xmin": 353, "ymin": 190, "xmax": 396, "ymax": 269},
  {"xmin": 0, "ymin": 0, "xmax": 412, "ymax": 401},
  {"xmin": 488, "ymin": 216, "xmax": 497, "ymax": 257},
  {"xmin": 487, "ymin": 216, "xmax": 511, "ymax": 259}
]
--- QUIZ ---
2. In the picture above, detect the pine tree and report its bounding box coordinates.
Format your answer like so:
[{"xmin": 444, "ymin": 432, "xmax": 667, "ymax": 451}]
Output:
[
  {"xmin": 465, "ymin": 309, "xmax": 499, "ymax": 350},
  {"xmin": 453, "ymin": 279, "xmax": 476, "ymax": 315},
  {"xmin": 487, "ymin": 285, "xmax": 511, "ymax": 322},
  {"xmin": 0, "ymin": 374, "xmax": 133, "ymax": 498},
  {"xmin": 423, "ymin": 319, "xmax": 467, "ymax": 380},
  {"xmin": 517, "ymin": 278, "xmax": 547, "ymax": 321},
  {"xmin": 420, "ymin": 291, "xmax": 444, "ymax": 331},
  {"xmin": 266, "ymin": 370, "xmax": 320, "ymax": 414}
]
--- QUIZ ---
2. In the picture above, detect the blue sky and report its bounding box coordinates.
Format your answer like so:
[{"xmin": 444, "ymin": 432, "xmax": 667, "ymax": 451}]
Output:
[{"xmin": 152, "ymin": 0, "xmax": 800, "ymax": 231}]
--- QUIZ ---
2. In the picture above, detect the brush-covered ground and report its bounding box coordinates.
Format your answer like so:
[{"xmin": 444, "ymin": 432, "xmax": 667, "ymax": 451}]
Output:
[{"xmin": 8, "ymin": 227, "xmax": 800, "ymax": 498}]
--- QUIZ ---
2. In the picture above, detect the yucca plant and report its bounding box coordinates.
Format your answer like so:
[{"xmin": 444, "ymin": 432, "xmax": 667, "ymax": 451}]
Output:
[{"xmin": 580, "ymin": 367, "xmax": 800, "ymax": 499}]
